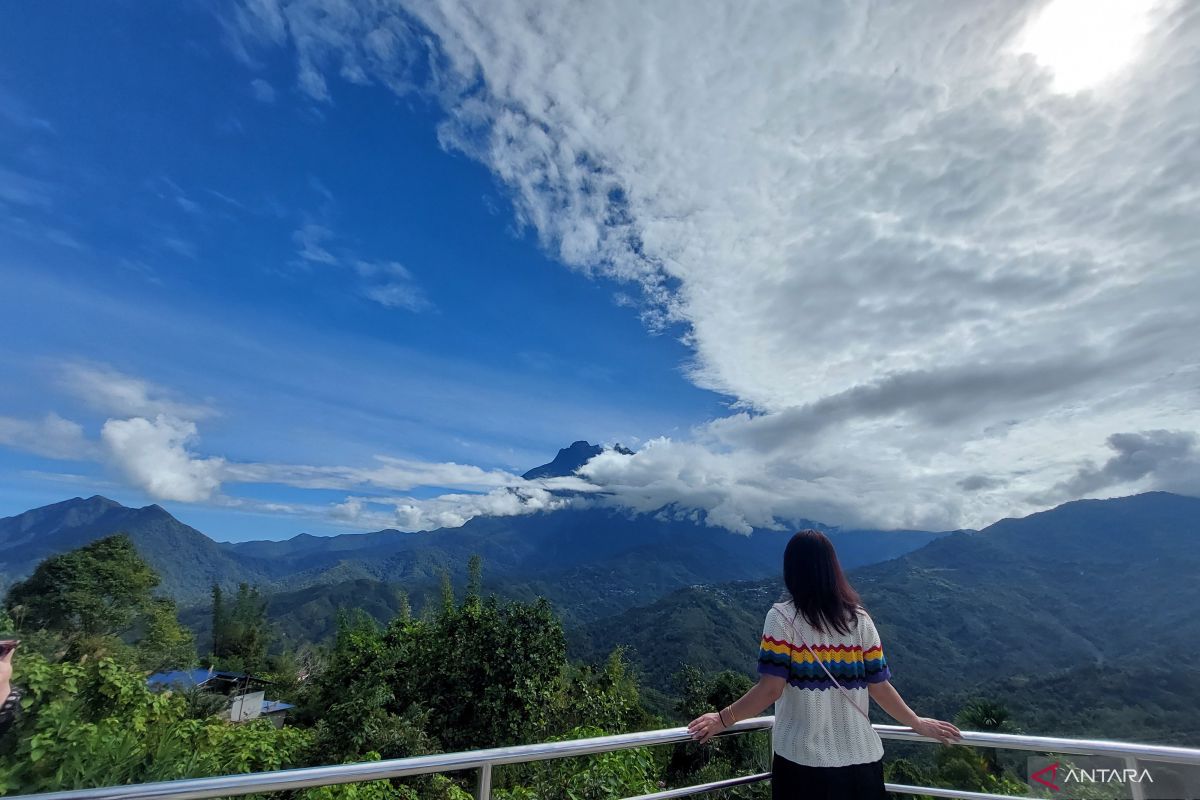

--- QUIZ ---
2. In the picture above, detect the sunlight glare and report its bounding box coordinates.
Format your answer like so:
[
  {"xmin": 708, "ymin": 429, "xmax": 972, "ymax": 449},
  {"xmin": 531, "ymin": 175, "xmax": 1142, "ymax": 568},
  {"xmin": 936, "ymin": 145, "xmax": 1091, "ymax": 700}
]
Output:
[{"xmin": 1015, "ymin": 0, "xmax": 1159, "ymax": 93}]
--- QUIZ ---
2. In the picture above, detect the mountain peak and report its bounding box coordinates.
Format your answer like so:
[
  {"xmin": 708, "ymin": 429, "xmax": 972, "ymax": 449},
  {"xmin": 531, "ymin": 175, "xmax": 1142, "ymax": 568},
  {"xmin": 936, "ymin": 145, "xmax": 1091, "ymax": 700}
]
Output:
[
  {"xmin": 522, "ymin": 440, "xmax": 637, "ymax": 480},
  {"xmin": 523, "ymin": 441, "xmax": 603, "ymax": 480}
]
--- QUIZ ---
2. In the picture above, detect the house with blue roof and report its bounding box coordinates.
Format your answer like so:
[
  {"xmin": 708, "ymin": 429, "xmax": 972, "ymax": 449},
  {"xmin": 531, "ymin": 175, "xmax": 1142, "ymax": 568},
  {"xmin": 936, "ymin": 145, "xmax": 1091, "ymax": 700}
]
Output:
[{"xmin": 146, "ymin": 668, "xmax": 294, "ymax": 727}]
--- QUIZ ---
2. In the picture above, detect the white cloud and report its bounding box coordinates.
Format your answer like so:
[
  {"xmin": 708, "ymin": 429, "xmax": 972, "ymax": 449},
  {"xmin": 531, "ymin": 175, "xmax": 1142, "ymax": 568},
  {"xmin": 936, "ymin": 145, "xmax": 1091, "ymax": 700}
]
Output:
[
  {"xmin": 224, "ymin": 0, "xmax": 424, "ymax": 99},
  {"xmin": 362, "ymin": 283, "xmax": 428, "ymax": 311},
  {"xmin": 292, "ymin": 222, "xmax": 339, "ymax": 265},
  {"xmin": 355, "ymin": 260, "xmax": 431, "ymax": 311},
  {"xmin": 60, "ymin": 362, "xmax": 214, "ymax": 420},
  {"xmin": 225, "ymin": 454, "xmax": 520, "ymax": 492},
  {"xmin": 224, "ymin": 0, "xmax": 1200, "ymax": 529},
  {"xmin": 291, "ymin": 227, "xmax": 432, "ymax": 311},
  {"xmin": 250, "ymin": 77, "xmax": 277, "ymax": 103},
  {"xmin": 100, "ymin": 415, "xmax": 225, "ymax": 503},
  {"xmin": 0, "ymin": 413, "xmax": 95, "ymax": 460},
  {"xmin": 7, "ymin": 359, "xmax": 597, "ymax": 526},
  {"xmin": 328, "ymin": 485, "xmax": 577, "ymax": 531}
]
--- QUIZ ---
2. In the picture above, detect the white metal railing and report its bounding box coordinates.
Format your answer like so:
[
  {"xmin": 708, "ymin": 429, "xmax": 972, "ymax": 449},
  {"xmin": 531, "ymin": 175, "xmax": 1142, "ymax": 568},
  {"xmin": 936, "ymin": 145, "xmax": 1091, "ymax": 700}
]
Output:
[{"xmin": 7, "ymin": 717, "xmax": 1200, "ymax": 800}]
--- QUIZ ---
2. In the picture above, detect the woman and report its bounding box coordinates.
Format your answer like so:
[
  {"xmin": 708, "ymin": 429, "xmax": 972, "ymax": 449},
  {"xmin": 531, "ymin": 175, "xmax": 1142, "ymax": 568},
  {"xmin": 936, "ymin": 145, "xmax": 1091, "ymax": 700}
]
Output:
[{"xmin": 688, "ymin": 529, "xmax": 961, "ymax": 799}]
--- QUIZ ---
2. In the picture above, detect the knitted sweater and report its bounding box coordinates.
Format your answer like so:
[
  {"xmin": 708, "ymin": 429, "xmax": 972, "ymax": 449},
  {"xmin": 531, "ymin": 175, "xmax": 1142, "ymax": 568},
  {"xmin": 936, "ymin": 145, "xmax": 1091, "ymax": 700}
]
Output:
[{"xmin": 756, "ymin": 600, "xmax": 892, "ymax": 767}]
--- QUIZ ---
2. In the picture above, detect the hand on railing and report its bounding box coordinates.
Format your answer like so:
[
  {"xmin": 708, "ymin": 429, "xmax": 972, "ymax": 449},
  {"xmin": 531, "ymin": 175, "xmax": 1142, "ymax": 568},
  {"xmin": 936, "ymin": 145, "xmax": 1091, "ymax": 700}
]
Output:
[
  {"xmin": 909, "ymin": 716, "xmax": 962, "ymax": 744},
  {"xmin": 687, "ymin": 711, "xmax": 726, "ymax": 744}
]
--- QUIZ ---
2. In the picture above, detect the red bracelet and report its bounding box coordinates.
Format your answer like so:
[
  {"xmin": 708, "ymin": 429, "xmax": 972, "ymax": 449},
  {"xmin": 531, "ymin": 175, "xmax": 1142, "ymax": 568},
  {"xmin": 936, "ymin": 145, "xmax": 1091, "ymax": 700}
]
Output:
[{"xmin": 718, "ymin": 707, "xmax": 729, "ymax": 726}]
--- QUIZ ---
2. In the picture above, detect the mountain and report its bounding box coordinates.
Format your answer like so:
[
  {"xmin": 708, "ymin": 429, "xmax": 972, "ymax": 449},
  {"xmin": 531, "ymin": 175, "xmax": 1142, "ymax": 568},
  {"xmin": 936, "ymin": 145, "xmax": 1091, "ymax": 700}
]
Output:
[
  {"xmin": 570, "ymin": 492, "xmax": 1200, "ymax": 745},
  {"xmin": 0, "ymin": 495, "xmax": 271, "ymax": 600},
  {"xmin": 0, "ymin": 496, "xmax": 941, "ymax": 613},
  {"xmin": 223, "ymin": 505, "xmax": 942, "ymax": 598},
  {"xmin": 521, "ymin": 440, "xmax": 605, "ymax": 479},
  {"xmin": 215, "ymin": 507, "xmax": 945, "ymax": 644},
  {"xmin": 0, "ymin": 436, "xmax": 946, "ymax": 627}
]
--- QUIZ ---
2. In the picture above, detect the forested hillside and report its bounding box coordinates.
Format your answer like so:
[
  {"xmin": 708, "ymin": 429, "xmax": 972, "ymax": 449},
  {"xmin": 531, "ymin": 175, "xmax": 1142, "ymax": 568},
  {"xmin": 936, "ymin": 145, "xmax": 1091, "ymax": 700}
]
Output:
[{"xmin": 572, "ymin": 492, "xmax": 1200, "ymax": 746}]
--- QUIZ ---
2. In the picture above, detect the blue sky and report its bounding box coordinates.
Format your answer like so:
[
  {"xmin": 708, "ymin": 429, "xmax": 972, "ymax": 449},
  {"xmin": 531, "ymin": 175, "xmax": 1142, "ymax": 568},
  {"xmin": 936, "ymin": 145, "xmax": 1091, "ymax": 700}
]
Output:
[
  {"xmin": 0, "ymin": 3, "xmax": 726, "ymax": 539},
  {"xmin": 2, "ymin": 0, "xmax": 1197, "ymax": 539}
]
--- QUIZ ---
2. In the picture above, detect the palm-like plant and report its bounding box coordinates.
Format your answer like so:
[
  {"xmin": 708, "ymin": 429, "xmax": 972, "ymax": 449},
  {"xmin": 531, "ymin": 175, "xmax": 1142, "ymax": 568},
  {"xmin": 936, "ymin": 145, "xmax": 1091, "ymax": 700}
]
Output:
[{"xmin": 955, "ymin": 699, "xmax": 1017, "ymax": 774}]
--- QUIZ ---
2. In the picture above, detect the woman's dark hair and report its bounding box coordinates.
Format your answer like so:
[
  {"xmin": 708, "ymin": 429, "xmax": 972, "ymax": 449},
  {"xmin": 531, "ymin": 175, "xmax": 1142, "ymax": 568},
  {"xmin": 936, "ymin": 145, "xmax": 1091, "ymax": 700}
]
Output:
[{"xmin": 782, "ymin": 529, "xmax": 862, "ymax": 635}]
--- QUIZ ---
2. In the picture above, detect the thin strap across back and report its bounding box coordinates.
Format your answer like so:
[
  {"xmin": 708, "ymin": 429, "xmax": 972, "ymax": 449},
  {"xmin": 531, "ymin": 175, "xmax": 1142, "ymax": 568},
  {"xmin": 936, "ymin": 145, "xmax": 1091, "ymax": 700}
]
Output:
[{"xmin": 784, "ymin": 607, "xmax": 872, "ymax": 722}]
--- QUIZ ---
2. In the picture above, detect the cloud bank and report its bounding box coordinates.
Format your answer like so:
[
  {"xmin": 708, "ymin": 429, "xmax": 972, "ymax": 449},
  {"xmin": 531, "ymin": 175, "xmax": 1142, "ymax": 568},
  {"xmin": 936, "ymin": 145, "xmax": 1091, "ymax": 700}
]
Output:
[{"xmin": 212, "ymin": 0, "xmax": 1200, "ymax": 530}]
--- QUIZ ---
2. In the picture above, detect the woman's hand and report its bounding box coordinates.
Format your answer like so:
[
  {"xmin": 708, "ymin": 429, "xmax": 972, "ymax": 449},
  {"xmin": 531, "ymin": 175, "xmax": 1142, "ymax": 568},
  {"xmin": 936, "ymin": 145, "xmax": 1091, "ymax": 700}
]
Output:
[
  {"xmin": 911, "ymin": 716, "xmax": 962, "ymax": 744},
  {"xmin": 687, "ymin": 711, "xmax": 727, "ymax": 744}
]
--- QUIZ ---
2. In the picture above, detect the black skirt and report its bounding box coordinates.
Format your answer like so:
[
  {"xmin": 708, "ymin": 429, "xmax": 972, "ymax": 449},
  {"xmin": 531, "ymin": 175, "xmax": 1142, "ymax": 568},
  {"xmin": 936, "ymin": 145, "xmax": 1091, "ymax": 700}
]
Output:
[{"xmin": 771, "ymin": 751, "xmax": 887, "ymax": 800}]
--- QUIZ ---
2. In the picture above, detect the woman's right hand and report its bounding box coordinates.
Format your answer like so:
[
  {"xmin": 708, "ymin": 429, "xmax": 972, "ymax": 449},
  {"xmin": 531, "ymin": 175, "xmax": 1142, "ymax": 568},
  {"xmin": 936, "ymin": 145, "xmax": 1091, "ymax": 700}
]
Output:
[{"xmin": 911, "ymin": 716, "xmax": 962, "ymax": 744}]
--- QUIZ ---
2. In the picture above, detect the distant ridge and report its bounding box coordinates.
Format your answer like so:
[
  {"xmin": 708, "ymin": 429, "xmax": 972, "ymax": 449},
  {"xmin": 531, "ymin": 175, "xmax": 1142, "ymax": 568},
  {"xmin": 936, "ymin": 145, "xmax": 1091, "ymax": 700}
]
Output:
[
  {"xmin": 0, "ymin": 495, "xmax": 271, "ymax": 600},
  {"xmin": 0, "ymin": 442, "xmax": 945, "ymax": 617}
]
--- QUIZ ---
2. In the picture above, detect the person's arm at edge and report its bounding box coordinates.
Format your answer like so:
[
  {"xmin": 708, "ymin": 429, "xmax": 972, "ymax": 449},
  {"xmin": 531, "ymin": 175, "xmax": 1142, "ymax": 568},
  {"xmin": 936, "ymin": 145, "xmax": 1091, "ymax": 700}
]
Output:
[
  {"xmin": 687, "ymin": 674, "xmax": 785, "ymax": 744},
  {"xmin": 868, "ymin": 679, "xmax": 962, "ymax": 744},
  {"xmin": 0, "ymin": 647, "xmax": 13, "ymax": 708},
  {"xmin": 0, "ymin": 647, "xmax": 18, "ymax": 736}
]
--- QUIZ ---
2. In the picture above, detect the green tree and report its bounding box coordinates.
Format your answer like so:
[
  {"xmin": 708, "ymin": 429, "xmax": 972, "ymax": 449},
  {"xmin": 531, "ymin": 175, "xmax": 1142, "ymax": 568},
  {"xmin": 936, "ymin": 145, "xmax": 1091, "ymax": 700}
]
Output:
[
  {"xmin": 552, "ymin": 647, "xmax": 654, "ymax": 735},
  {"xmin": 212, "ymin": 583, "xmax": 270, "ymax": 673},
  {"xmin": 467, "ymin": 554, "xmax": 483, "ymax": 600},
  {"xmin": 298, "ymin": 559, "xmax": 622, "ymax": 796},
  {"xmin": 3, "ymin": 535, "xmax": 194, "ymax": 668},
  {"xmin": 211, "ymin": 584, "xmax": 225, "ymax": 656},
  {"xmin": 136, "ymin": 597, "xmax": 198, "ymax": 673},
  {"xmin": 4, "ymin": 535, "xmax": 157, "ymax": 642},
  {"xmin": 302, "ymin": 611, "xmax": 435, "ymax": 764},
  {"xmin": 408, "ymin": 592, "xmax": 567, "ymax": 751}
]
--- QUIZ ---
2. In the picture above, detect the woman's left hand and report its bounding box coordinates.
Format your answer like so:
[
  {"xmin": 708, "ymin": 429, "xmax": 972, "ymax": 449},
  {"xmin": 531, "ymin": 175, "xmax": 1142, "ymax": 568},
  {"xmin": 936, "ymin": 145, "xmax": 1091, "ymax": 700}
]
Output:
[{"xmin": 687, "ymin": 711, "xmax": 727, "ymax": 744}]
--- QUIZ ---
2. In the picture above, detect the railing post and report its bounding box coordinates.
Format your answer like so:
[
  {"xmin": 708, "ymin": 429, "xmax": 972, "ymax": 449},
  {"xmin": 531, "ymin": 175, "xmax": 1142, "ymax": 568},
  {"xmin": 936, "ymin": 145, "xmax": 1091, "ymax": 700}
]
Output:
[
  {"xmin": 475, "ymin": 763, "xmax": 492, "ymax": 800},
  {"xmin": 1125, "ymin": 756, "xmax": 1146, "ymax": 800}
]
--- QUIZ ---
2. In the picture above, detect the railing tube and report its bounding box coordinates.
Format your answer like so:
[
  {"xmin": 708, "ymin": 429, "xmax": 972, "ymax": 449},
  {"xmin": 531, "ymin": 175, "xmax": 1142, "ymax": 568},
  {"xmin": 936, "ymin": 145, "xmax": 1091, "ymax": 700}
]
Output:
[
  {"xmin": 475, "ymin": 763, "xmax": 492, "ymax": 800},
  {"xmin": 7, "ymin": 719, "xmax": 1200, "ymax": 800}
]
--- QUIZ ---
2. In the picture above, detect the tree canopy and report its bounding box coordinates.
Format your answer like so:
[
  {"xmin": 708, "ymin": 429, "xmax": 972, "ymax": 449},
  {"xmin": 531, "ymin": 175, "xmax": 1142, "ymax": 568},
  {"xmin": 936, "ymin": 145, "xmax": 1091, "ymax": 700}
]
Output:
[{"xmin": 5, "ymin": 535, "xmax": 158, "ymax": 640}]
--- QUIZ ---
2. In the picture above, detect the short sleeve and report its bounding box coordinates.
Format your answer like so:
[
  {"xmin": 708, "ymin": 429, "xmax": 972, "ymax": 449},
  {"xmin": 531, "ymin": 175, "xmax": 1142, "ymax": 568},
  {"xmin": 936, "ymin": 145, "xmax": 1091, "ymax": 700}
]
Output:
[
  {"xmin": 859, "ymin": 612, "xmax": 892, "ymax": 684},
  {"xmin": 757, "ymin": 606, "xmax": 794, "ymax": 679}
]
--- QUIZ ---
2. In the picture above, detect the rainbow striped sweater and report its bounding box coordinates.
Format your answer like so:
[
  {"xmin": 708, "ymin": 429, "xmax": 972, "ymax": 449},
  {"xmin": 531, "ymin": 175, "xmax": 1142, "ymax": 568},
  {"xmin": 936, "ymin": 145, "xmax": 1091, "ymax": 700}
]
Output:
[
  {"xmin": 758, "ymin": 615, "xmax": 891, "ymax": 690},
  {"xmin": 756, "ymin": 601, "xmax": 892, "ymax": 767}
]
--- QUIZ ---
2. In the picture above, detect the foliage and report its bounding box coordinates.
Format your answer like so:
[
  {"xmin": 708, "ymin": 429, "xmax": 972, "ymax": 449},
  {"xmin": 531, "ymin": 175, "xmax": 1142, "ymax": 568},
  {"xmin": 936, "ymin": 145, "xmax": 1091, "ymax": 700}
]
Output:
[
  {"xmin": 211, "ymin": 583, "xmax": 271, "ymax": 673},
  {"xmin": 496, "ymin": 726, "xmax": 658, "ymax": 800},
  {"xmin": 297, "ymin": 752, "xmax": 419, "ymax": 800},
  {"xmin": 302, "ymin": 612, "xmax": 436, "ymax": 764},
  {"xmin": 0, "ymin": 652, "xmax": 309, "ymax": 794},
  {"xmin": 884, "ymin": 758, "xmax": 936, "ymax": 800},
  {"xmin": 954, "ymin": 699, "xmax": 1018, "ymax": 775},
  {"xmin": 552, "ymin": 647, "xmax": 656, "ymax": 735},
  {"xmin": 926, "ymin": 745, "xmax": 1029, "ymax": 798},
  {"xmin": 664, "ymin": 666, "xmax": 767, "ymax": 790},
  {"xmin": 136, "ymin": 598, "xmax": 198, "ymax": 673},
  {"xmin": 4, "ymin": 535, "xmax": 158, "ymax": 642},
  {"xmin": 405, "ymin": 580, "xmax": 568, "ymax": 752}
]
